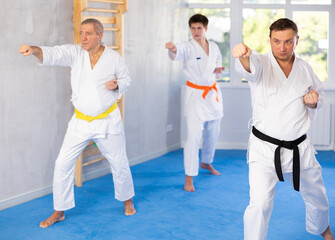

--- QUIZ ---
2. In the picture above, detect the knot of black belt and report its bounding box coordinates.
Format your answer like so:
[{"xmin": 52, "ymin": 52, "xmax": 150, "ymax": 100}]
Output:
[{"xmin": 252, "ymin": 127, "xmax": 306, "ymax": 191}]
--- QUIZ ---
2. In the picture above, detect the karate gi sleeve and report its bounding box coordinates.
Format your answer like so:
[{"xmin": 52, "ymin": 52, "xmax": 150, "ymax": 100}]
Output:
[
  {"xmin": 214, "ymin": 43, "xmax": 223, "ymax": 79},
  {"xmin": 38, "ymin": 44, "xmax": 76, "ymax": 67},
  {"xmin": 306, "ymin": 64, "xmax": 324, "ymax": 120},
  {"xmin": 115, "ymin": 54, "xmax": 131, "ymax": 98},
  {"xmin": 235, "ymin": 50, "xmax": 261, "ymax": 83},
  {"xmin": 168, "ymin": 42, "xmax": 190, "ymax": 62}
]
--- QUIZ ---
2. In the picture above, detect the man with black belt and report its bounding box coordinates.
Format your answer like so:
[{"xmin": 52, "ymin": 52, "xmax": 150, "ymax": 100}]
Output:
[{"xmin": 233, "ymin": 18, "xmax": 333, "ymax": 240}]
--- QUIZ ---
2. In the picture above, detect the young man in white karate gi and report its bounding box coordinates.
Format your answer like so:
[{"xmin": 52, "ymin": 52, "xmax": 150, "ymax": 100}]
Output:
[
  {"xmin": 19, "ymin": 18, "xmax": 136, "ymax": 228},
  {"xmin": 165, "ymin": 14, "xmax": 224, "ymax": 192},
  {"xmin": 232, "ymin": 18, "xmax": 334, "ymax": 240}
]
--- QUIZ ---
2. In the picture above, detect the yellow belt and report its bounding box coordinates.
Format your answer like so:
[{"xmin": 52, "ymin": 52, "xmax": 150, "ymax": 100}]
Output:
[{"xmin": 75, "ymin": 102, "xmax": 117, "ymax": 122}]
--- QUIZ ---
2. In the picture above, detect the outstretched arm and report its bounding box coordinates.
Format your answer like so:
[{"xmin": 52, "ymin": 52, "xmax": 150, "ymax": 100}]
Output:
[
  {"xmin": 232, "ymin": 43, "xmax": 252, "ymax": 73},
  {"xmin": 19, "ymin": 44, "xmax": 43, "ymax": 62}
]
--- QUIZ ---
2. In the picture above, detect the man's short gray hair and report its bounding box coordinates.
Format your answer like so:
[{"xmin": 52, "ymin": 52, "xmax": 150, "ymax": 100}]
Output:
[{"xmin": 81, "ymin": 18, "xmax": 104, "ymax": 34}]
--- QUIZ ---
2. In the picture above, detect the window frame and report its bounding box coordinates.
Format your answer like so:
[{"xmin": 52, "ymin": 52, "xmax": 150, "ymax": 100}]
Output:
[{"xmin": 188, "ymin": 0, "xmax": 335, "ymax": 89}]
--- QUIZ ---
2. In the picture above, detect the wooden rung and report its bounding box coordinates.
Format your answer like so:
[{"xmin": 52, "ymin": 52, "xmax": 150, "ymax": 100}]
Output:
[
  {"xmin": 85, "ymin": 8, "xmax": 120, "ymax": 13},
  {"xmin": 108, "ymin": 45, "xmax": 120, "ymax": 50},
  {"xmin": 88, "ymin": 0, "xmax": 126, "ymax": 4},
  {"xmin": 105, "ymin": 27, "xmax": 120, "ymax": 31},
  {"xmin": 82, "ymin": 16, "xmax": 116, "ymax": 24},
  {"xmin": 83, "ymin": 157, "xmax": 106, "ymax": 166},
  {"xmin": 86, "ymin": 141, "xmax": 96, "ymax": 147},
  {"xmin": 83, "ymin": 147, "xmax": 101, "ymax": 158}
]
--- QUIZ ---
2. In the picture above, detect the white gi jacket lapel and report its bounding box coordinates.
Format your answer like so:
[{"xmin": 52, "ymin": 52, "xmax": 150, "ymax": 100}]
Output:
[
  {"xmin": 202, "ymin": 42, "xmax": 216, "ymax": 82},
  {"xmin": 191, "ymin": 39, "xmax": 213, "ymax": 82},
  {"xmin": 258, "ymin": 52, "xmax": 300, "ymax": 129}
]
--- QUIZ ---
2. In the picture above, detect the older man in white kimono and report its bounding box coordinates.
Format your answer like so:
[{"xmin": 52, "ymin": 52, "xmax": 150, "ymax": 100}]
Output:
[
  {"xmin": 165, "ymin": 14, "xmax": 224, "ymax": 192},
  {"xmin": 19, "ymin": 18, "xmax": 136, "ymax": 228},
  {"xmin": 233, "ymin": 18, "xmax": 333, "ymax": 240}
]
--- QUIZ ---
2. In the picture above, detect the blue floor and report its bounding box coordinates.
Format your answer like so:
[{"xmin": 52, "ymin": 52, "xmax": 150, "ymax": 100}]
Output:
[{"xmin": 0, "ymin": 149, "xmax": 334, "ymax": 240}]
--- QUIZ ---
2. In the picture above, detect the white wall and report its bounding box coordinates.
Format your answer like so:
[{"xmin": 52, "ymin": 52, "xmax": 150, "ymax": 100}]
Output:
[
  {"xmin": 124, "ymin": 0, "xmax": 188, "ymax": 164},
  {"xmin": 0, "ymin": 0, "xmax": 74, "ymax": 209}
]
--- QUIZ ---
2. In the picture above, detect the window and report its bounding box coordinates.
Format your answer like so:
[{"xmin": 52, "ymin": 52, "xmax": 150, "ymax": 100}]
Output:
[
  {"xmin": 293, "ymin": 11, "xmax": 329, "ymax": 82},
  {"xmin": 188, "ymin": 0, "xmax": 334, "ymax": 86},
  {"xmin": 291, "ymin": 0, "xmax": 331, "ymax": 4},
  {"xmin": 243, "ymin": 9, "xmax": 285, "ymax": 54},
  {"xmin": 189, "ymin": 8, "xmax": 231, "ymax": 82}
]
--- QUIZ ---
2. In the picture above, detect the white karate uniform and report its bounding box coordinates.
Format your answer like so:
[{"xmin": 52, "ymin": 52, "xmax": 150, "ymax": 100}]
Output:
[
  {"xmin": 169, "ymin": 39, "xmax": 223, "ymax": 176},
  {"xmin": 235, "ymin": 50, "xmax": 329, "ymax": 239},
  {"xmin": 39, "ymin": 44, "xmax": 135, "ymax": 211}
]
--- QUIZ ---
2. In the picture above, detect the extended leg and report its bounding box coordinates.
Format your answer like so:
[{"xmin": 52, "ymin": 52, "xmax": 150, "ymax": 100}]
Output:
[
  {"xmin": 95, "ymin": 132, "xmax": 135, "ymax": 215},
  {"xmin": 183, "ymin": 103, "xmax": 204, "ymax": 191},
  {"xmin": 244, "ymin": 162, "xmax": 278, "ymax": 240},
  {"xmin": 41, "ymin": 130, "xmax": 90, "ymax": 228},
  {"xmin": 285, "ymin": 163, "xmax": 333, "ymax": 239}
]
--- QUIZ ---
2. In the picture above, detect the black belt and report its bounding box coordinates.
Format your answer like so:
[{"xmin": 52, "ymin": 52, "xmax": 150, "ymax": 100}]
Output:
[{"xmin": 252, "ymin": 126, "xmax": 306, "ymax": 191}]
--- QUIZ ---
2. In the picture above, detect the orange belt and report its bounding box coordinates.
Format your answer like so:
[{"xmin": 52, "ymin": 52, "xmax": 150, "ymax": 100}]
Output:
[{"xmin": 186, "ymin": 81, "xmax": 219, "ymax": 102}]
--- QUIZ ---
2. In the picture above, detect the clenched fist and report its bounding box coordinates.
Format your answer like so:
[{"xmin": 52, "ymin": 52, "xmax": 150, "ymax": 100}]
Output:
[
  {"xmin": 303, "ymin": 90, "xmax": 319, "ymax": 109},
  {"xmin": 19, "ymin": 44, "xmax": 34, "ymax": 56},
  {"xmin": 232, "ymin": 43, "xmax": 252, "ymax": 59},
  {"xmin": 165, "ymin": 42, "xmax": 177, "ymax": 53},
  {"xmin": 105, "ymin": 79, "xmax": 118, "ymax": 90},
  {"xmin": 214, "ymin": 67, "xmax": 225, "ymax": 74},
  {"xmin": 19, "ymin": 44, "xmax": 43, "ymax": 61}
]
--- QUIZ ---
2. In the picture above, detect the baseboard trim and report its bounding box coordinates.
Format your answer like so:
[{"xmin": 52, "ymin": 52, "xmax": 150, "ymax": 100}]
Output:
[
  {"xmin": 0, "ymin": 144, "xmax": 181, "ymax": 210},
  {"xmin": 215, "ymin": 142, "xmax": 248, "ymax": 150},
  {"xmin": 129, "ymin": 143, "xmax": 181, "ymax": 166},
  {"xmin": 0, "ymin": 185, "xmax": 52, "ymax": 211},
  {"xmin": 181, "ymin": 141, "xmax": 247, "ymax": 150}
]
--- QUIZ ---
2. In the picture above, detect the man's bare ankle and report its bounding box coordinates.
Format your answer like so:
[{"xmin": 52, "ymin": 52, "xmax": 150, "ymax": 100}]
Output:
[
  {"xmin": 40, "ymin": 211, "xmax": 65, "ymax": 228},
  {"xmin": 321, "ymin": 226, "xmax": 334, "ymax": 240},
  {"xmin": 184, "ymin": 175, "xmax": 195, "ymax": 191},
  {"xmin": 124, "ymin": 198, "xmax": 136, "ymax": 216}
]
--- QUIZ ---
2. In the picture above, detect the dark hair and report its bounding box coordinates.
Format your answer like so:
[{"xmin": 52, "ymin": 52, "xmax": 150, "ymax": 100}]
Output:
[
  {"xmin": 188, "ymin": 14, "xmax": 209, "ymax": 28},
  {"xmin": 81, "ymin": 18, "xmax": 104, "ymax": 34},
  {"xmin": 269, "ymin": 18, "xmax": 298, "ymax": 37}
]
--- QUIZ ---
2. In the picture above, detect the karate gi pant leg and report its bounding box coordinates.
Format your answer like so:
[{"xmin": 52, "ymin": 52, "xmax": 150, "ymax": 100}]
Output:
[
  {"xmin": 94, "ymin": 132, "xmax": 135, "ymax": 202},
  {"xmin": 244, "ymin": 162, "xmax": 277, "ymax": 240},
  {"xmin": 53, "ymin": 129, "xmax": 135, "ymax": 211},
  {"xmin": 201, "ymin": 119, "xmax": 221, "ymax": 164},
  {"xmin": 244, "ymin": 162, "xmax": 330, "ymax": 240},
  {"xmin": 53, "ymin": 130, "xmax": 91, "ymax": 211},
  {"xmin": 184, "ymin": 102, "xmax": 221, "ymax": 176},
  {"xmin": 285, "ymin": 162, "xmax": 329, "ymax": 235}
]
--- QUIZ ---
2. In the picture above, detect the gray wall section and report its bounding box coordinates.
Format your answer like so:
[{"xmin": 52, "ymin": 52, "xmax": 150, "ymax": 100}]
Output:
[
  {"xmin": 124, "ymin": 0, "xmax": 188, "ymax": 161},
  {"xmin": 0, "ymin": 0, "xmax": 188, "ymax": 208},
  {"xmin": 0, "ymin": 0, "xmax": 74, "ymax": 203}
]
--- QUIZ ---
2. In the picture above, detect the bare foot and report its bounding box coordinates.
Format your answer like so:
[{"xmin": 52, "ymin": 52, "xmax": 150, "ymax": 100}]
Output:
[
  {"xmin": 125, "ymin": 198, "xmax": 136, "ymax": 216},
  {"xmin": 200, "ymin": 163, "xmax": 221, "ymax": 175},
  {"xmin": 322, "ymin": 226, "xmax": 334, "ymax": 240},
  {"xmin": 40, "ymin": 211, "xmax": 65, "ymax": 228},
  {"xmin": 184, "ymin": 175, "xmax": 195, "ymax": 192}
]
